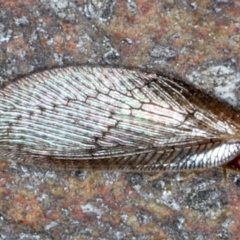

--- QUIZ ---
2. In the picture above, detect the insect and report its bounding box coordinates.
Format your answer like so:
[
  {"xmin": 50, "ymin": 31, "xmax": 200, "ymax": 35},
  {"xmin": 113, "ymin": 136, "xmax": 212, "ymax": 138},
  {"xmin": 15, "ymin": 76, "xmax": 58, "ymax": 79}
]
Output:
[{"xmin": 0, "ymin": 66, "xmax": 240, "ymax": 171}]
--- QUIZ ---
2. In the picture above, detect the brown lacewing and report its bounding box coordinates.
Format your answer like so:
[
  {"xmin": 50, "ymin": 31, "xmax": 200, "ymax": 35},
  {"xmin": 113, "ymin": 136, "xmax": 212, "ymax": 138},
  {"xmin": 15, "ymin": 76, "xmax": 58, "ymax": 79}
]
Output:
[{"xmin": 1, "ymin": 66, "xmax": 240, "ymax": 171}]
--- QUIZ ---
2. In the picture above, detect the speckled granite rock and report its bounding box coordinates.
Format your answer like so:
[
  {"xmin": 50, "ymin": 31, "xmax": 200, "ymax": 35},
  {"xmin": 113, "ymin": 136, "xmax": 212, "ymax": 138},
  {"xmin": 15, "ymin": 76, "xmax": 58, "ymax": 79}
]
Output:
[{"xmin": 0, "ymin": 0, "xmax": 240, "ymax": 239}]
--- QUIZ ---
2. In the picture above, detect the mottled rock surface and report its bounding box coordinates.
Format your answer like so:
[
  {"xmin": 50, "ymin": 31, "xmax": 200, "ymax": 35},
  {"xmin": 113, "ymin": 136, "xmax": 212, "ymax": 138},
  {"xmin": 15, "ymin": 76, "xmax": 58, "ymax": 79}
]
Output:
[{"xmin": 0, "ymin": 0, "xmax": 240, "ymax": 239}]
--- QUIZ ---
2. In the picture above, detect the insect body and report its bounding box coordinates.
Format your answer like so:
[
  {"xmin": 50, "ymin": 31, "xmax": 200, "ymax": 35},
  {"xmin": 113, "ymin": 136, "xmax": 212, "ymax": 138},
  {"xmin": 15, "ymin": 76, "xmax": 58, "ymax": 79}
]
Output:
[{"xmin": 0, "ymin": 66, "xmax": 240, "ymax": 171}]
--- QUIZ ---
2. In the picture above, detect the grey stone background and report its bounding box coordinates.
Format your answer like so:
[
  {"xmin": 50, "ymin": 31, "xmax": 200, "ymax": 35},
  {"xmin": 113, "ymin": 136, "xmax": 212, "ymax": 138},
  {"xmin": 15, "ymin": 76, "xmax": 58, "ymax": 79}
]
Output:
[{"xmin": 0, "ymin": 0, "xmax": 240, "ymax": 239}]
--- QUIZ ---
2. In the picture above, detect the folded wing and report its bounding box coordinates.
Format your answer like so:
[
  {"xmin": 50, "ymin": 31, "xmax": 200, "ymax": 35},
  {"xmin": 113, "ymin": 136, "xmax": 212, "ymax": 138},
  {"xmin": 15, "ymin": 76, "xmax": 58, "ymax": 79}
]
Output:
[{"xmin": 0, "ymin": 66, "xmax": 239, "ymax": 170}]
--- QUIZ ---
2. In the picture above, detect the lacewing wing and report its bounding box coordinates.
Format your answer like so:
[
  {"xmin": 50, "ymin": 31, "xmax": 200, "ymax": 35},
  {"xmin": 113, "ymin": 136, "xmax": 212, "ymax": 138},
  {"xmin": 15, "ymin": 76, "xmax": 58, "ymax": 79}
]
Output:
[{"xmin": 1, "ymin": 66, "xmax": 240, "ymax": 171}]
